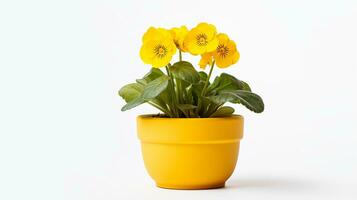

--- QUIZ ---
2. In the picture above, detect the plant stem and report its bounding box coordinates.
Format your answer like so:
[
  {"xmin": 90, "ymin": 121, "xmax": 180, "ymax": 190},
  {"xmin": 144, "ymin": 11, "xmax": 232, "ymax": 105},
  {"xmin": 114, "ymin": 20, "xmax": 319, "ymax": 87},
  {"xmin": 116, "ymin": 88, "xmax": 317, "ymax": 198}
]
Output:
[
  {"xmin": 165, "ymin": 65, "xmax": 179, "ymax": 117},
  {"xmin": 179, "ymin": 50, "xmax": 182, "ymax": 61},
  {"xmin": 196, "ymin": 61, "xmax": 215, "ymax": 118},
  {"xmin": 201, "ymin": 60, "xmax": 215, "ymax": 96},
  {"xmin": 196, "ymin": 98, "xmax": 201, "ymax": 118},
  {"xmin": 176, "ymin": 79, "xmax": 182, "ymax": 103}
]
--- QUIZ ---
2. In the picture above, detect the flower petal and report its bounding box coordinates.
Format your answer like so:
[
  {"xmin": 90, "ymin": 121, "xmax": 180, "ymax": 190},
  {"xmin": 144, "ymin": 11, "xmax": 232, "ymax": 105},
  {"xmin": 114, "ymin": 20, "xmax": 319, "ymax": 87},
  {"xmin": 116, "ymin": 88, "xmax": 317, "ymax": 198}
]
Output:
[{"xmin": 206, "ymin": 37, "xmax": 219, "ymax": 52}]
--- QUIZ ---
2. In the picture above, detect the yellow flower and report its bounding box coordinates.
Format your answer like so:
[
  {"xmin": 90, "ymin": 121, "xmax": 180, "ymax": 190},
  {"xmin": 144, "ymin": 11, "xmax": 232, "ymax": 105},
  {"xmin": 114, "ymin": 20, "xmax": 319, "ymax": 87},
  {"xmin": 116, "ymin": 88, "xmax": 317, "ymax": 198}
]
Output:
[
  {"xmin": 140, "ymin": 27, "xmax": 177, "ymax": 68},
  {"xmin": 199, "ymin": 52, "xmax": 213, "ymax": 69},
  {"xmin": 170, "ymin": 26, "xmax": 188, "ymax": 52},
  {"xmin": 213, "ymin": 33, "xmax": 240, "ymax": 68},
  {"xmin": 183, "ymin": 22, "xmax": 219, "ymax": 55}
]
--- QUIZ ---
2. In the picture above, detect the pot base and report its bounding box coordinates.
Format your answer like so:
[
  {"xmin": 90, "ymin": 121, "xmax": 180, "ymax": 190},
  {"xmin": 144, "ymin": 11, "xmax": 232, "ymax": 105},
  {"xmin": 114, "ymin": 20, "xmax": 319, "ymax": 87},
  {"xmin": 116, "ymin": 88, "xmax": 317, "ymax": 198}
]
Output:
[{"xmin": 156, "ymin": 182, "xmax": 225, "ymax": 190}]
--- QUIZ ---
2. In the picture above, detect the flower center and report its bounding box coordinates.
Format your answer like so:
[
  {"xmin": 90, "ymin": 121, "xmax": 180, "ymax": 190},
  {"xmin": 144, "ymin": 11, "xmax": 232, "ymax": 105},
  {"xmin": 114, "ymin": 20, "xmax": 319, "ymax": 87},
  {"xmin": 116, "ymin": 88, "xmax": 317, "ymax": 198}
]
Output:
[
  {"xmin": 154, "ymin": 45, "xmax": 167, "ymax": 58},
  {"xmin": 196, "ymin": 34, "xmax": 208, "ymax": 46},
  {"xmin": 217, "ymin": 44, "xmax": 229, "ymax": 58}
]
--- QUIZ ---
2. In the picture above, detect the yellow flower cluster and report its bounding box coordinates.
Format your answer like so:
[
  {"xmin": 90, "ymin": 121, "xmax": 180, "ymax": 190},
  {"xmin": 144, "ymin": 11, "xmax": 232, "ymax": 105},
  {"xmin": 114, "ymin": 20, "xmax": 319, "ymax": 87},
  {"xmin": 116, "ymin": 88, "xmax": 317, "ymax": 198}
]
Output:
[{"xmin": 140, "ymin": 22, "xmax": 240, "ymax": 69}]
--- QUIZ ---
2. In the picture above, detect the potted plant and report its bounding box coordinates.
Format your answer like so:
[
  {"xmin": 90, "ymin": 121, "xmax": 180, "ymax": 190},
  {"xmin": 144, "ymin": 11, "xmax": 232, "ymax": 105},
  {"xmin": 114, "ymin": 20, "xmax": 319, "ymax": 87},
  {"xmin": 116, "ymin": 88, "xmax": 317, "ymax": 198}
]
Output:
[{"xmin": 118, "ymin": 22, "xmax": 264, "ymax": 189}]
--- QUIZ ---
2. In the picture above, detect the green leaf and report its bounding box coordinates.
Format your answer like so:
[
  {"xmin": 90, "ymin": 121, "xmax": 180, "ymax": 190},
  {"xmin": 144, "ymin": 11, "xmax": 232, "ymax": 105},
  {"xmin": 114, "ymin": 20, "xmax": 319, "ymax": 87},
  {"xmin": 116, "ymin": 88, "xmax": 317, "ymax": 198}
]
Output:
[
  {"xmin": 208, "ymin": 76, "xmax": 221, "ymax": 92},
  {"xmin": 121, "ymin": 97, "xmax": 145, "ymax": 111},
  {"xmin": 177, "ymin": 104, "xmax": 197, "ymax": 110},
  {"xmin": 209, "ymin": 90, "xmax": 264, "ymax": 113},
  {"xmin": 177, "ymin": 104, "xmax": 197, "ymax": 118},
  {"xmin": 192, "ymin": 82, "xmax": 204, "ymax": 97},
  {"xmin": 208, "ymin": 73, "xmax": 251, "ymax": 95},
  {"xmin": 120, "ymin": 74, "xmax": 170, "ymax": 112},
  {"xmin": 119, "ymin": 83, "xmax": 145, "ymax": 111},
  {"xmin": 198, "ymin": 71, "xmax": 208, "ymax": 83},
  {"xmin": 118, "ymin": 83, "xmax": 144, "ymax": 103},
  {"xmin": 136, "ymin": 68, "xmax": 164, "ymax": 85},
  {"xmin": 170, "ymin": 61, "xmax": 200, "ymax": 83},
  {"xmin": 210, "ymin": 106, "xmax": 235, "ymax": 117},
  {"xmin": 182, "ymin": 84, "xmax": 194, "ymax": 105},
  {"xmin": 142, "ymin": 75, "xmax": 170, "ymax": 100},
  {"xmin": 198, "ymin": 96, "xmax": 215, "ymax": 117},
  {"xmin": 241, "ymin": 81, "xmax": 251, "ymax": 91}
]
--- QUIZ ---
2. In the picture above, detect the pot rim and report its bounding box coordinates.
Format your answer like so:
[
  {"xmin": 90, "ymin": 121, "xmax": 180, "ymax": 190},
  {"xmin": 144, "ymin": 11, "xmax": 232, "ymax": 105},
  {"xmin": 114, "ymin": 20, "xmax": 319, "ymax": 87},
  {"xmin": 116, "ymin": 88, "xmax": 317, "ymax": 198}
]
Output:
[
  {"xmin": 137, "ymin": 114, "xmax": 243, "ymax": 121},
  {"xmin": 137, "ymin": 114, "xmax": 244, "ymax": 144}
]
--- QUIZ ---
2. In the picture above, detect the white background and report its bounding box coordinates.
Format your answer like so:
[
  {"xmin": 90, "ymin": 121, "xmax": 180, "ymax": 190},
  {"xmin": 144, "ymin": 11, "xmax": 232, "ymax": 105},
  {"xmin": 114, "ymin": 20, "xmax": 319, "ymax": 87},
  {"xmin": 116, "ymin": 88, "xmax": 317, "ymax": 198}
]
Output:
[{"xmin": 0, "ymin": 0, "xmax": 356, "ymax": 199}]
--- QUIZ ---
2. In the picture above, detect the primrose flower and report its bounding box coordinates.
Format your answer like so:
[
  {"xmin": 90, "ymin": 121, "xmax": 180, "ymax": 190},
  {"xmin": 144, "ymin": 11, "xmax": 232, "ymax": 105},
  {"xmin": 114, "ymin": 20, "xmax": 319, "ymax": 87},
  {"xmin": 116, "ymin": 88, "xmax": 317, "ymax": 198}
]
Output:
[
  {"xmin": 213, "ymin": 33, "xmax": 240, "ymax": 68},
  {"xmin": 170, "ymin": 26, "xmax": 189, "ymax": 52},
  {"xmin": 140, "ymin": 27, "xmax": 177, "ymax": 68},
  {"xmin": 199, "ymin": 52, "xmax": 213, "ymax": 69},
  {"xmin": 183, "ymin": 23, "xmax": 219, "ymax": 55}
]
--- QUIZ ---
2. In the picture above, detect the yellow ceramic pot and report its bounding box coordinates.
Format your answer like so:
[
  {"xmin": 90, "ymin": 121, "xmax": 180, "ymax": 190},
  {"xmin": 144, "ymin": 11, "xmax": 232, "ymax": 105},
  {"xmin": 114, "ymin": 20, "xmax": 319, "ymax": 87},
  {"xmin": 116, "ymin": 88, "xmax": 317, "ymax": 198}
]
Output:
[{"xmin": 137, "ymin": 115, "xmax": 244, "ymax": 190}]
